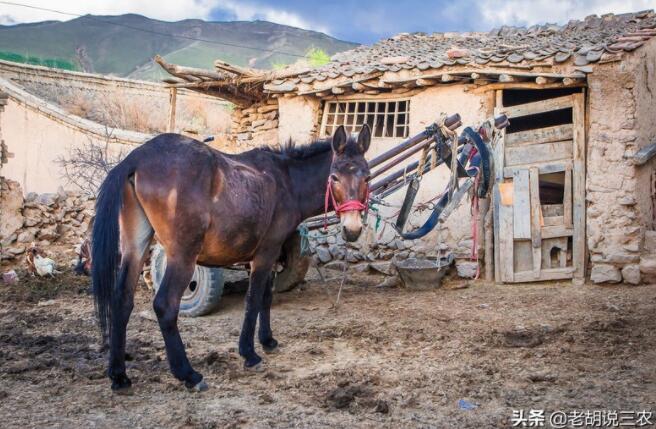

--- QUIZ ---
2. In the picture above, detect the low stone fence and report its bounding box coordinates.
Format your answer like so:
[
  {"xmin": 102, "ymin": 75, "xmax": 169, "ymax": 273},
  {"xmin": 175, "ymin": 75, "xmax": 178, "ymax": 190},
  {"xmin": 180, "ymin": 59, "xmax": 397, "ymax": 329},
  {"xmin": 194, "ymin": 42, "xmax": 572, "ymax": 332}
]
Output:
[{"xmin": 0, "ymin": 179, "xmax": 92, "ymax": 262}]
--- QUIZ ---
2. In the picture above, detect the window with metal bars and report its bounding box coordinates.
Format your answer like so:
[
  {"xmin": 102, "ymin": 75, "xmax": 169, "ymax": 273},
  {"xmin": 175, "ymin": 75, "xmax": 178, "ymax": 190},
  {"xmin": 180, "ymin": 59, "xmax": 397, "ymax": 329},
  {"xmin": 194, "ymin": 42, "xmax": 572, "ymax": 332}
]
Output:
[{"xmin": 320, "ymin": 100, "xmax": 410, "ymax": 138}]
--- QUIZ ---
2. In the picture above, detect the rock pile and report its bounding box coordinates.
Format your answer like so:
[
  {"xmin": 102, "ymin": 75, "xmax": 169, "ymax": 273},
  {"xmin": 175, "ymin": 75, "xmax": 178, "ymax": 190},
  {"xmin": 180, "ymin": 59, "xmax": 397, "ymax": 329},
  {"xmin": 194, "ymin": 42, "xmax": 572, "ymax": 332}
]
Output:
[{"xmin": 0, "ymin": 179, "xmax": 93, "ymax": 262}]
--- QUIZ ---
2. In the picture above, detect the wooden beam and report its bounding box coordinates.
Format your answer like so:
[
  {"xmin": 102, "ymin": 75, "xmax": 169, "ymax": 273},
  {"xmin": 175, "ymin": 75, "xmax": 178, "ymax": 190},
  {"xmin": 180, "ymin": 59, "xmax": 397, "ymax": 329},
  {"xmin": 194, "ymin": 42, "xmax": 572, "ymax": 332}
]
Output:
[
  {"xmin": 571, "ymin": 92, "xmax": 586, "ymax": 281},
  {"xmin": 167, "ymin": 87, "xmax": 177, "ymax": 133},
  {"xmin": 503, "ymin": 160, "xmax": 572, "ymax": 178},
  {"xmin": 564, "ymin": 164, "xmax": 573, "ymax": 228},
  {"xmin": 416, "ymin": 78, "xmax": 434, "ymax": 86},
  {"xmin": 156, "ymin": 55, "xmax": 227, "ymax": 81},
  {"xmin": 562, "ymin": 77, "xmax": 583, "ymax": 86},
  {"xmin": 503, "ymin": 95, "xmax": 573, "ymax": 119},
  {"xmin": 441, "ymin": 74, "xmax": 454, "ymax": 83},
  {"xmin": 535, "ymin": 76, "xmax": 556, "ymax": 85},
  {"xmin": 505, "ymin": 140, "xmax": 573, "ymax": 166},
  {"xmin": 513, "ymin": 169, "xmax": 531, "ymax": 240},
  {"xmin": 469, "ymin": 81, "xmax": 585, "ymax": 94},
  {"xmin": 498, "ymin": 182, "xmax": 515, "ymax": 282},
  {"xmin": 513, "ymin": 266, "xmax": 574, "ymax": 282},
  {"xmin": 505, "ymin": 124, "xmax": 574, "ymax": 146},
  {"xmin": 633, "ymin": 142, "xmax": 656, "ymax": 165},
  {"xmin": 331, "ymin": 87, "xmax": 345, "ymax": 95},
  {"xmin": 499, "ymin": 74, "xmax": 515, "ymax": 83},
  {"xmin": 529, "ymin": 167, "xmax": 542, "ymax": 279},
  {"xmin": 352, "ymin": 82, "xmax": 366, "ymax": 91}
]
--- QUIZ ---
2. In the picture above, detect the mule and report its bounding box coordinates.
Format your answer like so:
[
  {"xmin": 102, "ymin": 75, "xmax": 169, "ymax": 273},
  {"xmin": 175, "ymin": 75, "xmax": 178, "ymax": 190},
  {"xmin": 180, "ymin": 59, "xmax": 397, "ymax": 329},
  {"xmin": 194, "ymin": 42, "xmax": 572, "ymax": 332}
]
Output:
[{"xmin": 92, "ymin": 125, "xmax": 371, "ymax": 392}]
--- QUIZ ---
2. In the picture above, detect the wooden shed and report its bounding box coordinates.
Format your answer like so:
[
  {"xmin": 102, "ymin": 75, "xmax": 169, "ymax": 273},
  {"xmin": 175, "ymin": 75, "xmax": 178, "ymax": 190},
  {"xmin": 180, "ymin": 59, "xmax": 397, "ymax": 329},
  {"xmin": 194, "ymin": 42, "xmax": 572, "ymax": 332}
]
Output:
[{"xmin": 158, "ymin": 10, "xmax": 656, "ymax": 285}]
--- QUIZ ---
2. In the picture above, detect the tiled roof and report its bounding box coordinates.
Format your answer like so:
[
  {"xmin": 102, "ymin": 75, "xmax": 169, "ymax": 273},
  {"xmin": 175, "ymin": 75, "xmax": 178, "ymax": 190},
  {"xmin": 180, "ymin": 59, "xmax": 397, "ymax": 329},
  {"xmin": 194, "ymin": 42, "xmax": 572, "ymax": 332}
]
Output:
[{"xmin": 294, "ymin": 10, "xmax": 656, "ymax": 83}]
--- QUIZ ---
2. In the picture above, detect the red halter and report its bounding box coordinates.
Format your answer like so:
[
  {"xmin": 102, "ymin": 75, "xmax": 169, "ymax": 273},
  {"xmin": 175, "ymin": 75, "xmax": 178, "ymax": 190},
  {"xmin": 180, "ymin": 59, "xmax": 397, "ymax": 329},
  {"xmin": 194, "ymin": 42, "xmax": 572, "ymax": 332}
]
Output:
[{"xmin": 324, "ymin": 175, "xmax": 369, "ymax": 230}]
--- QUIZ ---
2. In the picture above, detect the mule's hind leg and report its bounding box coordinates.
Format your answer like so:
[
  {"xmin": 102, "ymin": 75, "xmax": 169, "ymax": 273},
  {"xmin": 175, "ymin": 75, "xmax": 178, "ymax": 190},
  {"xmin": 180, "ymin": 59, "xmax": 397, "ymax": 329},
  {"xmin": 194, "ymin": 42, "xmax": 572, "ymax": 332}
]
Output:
[
  {"xmin": 108, "ymin": 183, "xmax": 153, "ymax": 392},
  {"xmin": 153, "ymin": 256, "xmax": 207, "ymax": 391},
  {"xmin": 240, "ymin": 253, "xmax": 277, "ymax": 369},
  {"xmin": 258, "ymin": 274, "xmax": 278, "ymax": 353}
]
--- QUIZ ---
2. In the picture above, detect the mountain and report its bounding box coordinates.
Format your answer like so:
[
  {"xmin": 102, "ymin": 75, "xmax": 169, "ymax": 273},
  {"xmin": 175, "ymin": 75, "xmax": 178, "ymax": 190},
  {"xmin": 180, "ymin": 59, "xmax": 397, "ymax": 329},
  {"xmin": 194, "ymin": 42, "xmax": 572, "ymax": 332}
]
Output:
[{"xmin": 0, "ymin": 14, "xmax": 358, "ymax": 80}]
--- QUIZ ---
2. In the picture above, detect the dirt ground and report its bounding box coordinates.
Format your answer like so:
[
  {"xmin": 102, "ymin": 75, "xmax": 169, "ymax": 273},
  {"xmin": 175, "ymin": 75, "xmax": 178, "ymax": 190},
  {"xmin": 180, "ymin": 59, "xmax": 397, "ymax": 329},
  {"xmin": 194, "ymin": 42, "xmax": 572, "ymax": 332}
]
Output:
[{"xmin": 0, "ymin": 268, "xmax": 655, "ymax": 428}]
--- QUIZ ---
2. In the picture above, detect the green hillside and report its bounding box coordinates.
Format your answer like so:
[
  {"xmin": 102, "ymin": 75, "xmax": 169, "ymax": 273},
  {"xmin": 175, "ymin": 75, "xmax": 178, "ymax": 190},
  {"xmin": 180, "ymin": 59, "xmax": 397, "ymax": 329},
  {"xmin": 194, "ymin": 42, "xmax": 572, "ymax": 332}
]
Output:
[{"xmin": 0, "ymin": 14, "xmax": 357, "ymax": 80}]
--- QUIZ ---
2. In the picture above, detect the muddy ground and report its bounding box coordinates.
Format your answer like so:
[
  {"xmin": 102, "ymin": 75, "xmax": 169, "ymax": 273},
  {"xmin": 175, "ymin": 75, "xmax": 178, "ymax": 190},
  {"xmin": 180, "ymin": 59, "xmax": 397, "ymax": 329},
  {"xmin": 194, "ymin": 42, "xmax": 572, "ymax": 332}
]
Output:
[{"xmin": 0, "ymin": 268, "xmax": 655, "ymax": 428}]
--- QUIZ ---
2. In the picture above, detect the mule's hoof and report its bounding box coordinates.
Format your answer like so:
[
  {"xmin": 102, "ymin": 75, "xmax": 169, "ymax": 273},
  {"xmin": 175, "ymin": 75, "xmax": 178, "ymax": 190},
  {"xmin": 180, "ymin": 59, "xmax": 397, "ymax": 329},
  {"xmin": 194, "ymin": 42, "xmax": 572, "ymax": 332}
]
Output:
[
  {"xmin": 187, "ymin": 380, "xmax": 209, "ymax": 392},
  {"xmin": 111, "ymin": 373, "xmax": 133, "ymax": 394},
  {"xmin": 244, "ymin": 362, "xmax": 265, "ymax": 372},
  {"xmin": 262, "ymin": 339, "xmax": 279, "ymax": 354},
  {"xmin": 112, "ymin": 385, "xmax": 134, "ymax": 396}
]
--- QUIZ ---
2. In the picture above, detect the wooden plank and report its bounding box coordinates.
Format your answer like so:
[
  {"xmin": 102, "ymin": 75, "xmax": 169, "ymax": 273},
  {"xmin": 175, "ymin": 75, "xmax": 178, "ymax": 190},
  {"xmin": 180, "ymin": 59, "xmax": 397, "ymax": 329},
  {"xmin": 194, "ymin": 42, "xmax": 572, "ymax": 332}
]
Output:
[
  {"xmin": 503, "ymin": 95, "xmax": 573, "ymax": 118},
  {"xmin": 633, "ymin": 142, "xmax": 656, "ymax": 165},
  {"xmin": 563, "ymin": 165, "xmax": 572, "ymax": 228},
  {"xmin": 498, "ymin": 183, "xmax": 515, "ymax": 282},
  {"xmin": 513, "ymin": 267, "xmax": 575, "ymax": 282},
  {"xmin": 572, "ymin": 92, "xmax": 586, "ymax": 280},
  {"xmin": 493, "ymin": 185, "xmax": 501, "ymax": 283},
  {"xmin": 493, "ymin": 103, "xmax": 506, "ymax": 183},
  {"xmin": 505, "ymin": 124, "xmax": 574, "ymax": 146},
  {"xmin": 504, "ymin": 161, "xmax": 571, "ymax": 178},
  {"xmin": 469, "ymin": 81, "xmax": 586, "ymax": 94},
  {"xmin": 543, "ymin": 216, "xmax": 564, "ymax": 226},
  {"xmin": 505, "ymin": 140, "xmax": 572, "ymax": 167},
  {"xmin": 529, "ymin": 167, "xmax": 542, "ymax": 278},
  {"xmin": 512, "ymin": 170, "xmax": 531, "ymax": 239},
  {"xmin": 542, "ymin": 225, "xmax": 574, "ymax": 239},
  {"xmin": 542, "ymin": 204, "xmax": 564, "ymax": 217}
]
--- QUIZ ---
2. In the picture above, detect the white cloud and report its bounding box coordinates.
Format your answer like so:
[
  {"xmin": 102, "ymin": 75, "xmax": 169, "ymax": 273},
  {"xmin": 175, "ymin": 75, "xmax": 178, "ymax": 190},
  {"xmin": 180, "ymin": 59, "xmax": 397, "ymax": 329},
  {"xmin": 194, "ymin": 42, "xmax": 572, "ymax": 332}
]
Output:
[
  {"xmin": 479, "ymin": 0, "xmax": 656, "ymax": 28},
  {"xmin": 0, "ymin": 0, "xmax": 330, "ymax": 34},
  {"xmin": 216, "ymin": 1, "xmax": 330, "ymax": 34}
]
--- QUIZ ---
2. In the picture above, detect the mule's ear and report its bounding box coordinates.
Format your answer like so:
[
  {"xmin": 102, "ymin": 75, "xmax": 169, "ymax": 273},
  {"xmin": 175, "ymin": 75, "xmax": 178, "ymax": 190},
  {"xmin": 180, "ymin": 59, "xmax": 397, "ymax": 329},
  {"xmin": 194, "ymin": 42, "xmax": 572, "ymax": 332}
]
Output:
[
  {"xmin": 331, "ymin": 125, "xmax": 348, "ymax": 154},
  {"xmin": 357, "ymin": 124, "xmax": 371, "ymax": 154}
]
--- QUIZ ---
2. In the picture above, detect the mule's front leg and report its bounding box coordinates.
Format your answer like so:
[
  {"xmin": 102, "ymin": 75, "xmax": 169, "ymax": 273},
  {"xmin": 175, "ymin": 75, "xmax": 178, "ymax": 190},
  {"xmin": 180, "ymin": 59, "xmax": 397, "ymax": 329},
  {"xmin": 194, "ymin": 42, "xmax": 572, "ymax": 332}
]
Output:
[
  {"xmin": 258, "ymin": 274, "xmax": 278, "ymax": 353},
  {"xmin": 239, "ymin": 263, "xmax": 273, "ymax": 369}
]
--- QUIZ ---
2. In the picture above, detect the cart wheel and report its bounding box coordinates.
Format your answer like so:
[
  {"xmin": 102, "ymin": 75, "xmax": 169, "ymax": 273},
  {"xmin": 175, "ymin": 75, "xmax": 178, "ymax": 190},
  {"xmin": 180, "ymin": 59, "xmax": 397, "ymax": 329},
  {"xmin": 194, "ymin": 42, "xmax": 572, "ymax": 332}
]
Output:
[
  {"xmin": 150, "ymin": 244, "xmax": 224, "ymax": 317},
  {"xmin": 274, "ymin": 232, "xmax": 311, "ymax": 293}
]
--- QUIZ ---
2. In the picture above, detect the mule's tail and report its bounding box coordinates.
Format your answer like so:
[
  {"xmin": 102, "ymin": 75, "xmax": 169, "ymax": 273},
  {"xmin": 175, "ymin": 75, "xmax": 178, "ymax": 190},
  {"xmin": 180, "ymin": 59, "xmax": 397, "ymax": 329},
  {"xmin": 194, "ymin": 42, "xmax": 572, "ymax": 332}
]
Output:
[{"xmin": 91, "ymin": 158, "xmax": 136, "ymax": 340}]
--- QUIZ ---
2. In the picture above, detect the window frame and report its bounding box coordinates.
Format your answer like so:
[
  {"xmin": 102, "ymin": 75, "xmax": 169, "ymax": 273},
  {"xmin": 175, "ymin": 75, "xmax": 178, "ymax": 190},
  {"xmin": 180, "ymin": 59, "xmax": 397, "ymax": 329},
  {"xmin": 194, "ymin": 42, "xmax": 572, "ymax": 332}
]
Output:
[{"xmin": 319, "ymin": 99, "xmax": 410, "ymax": 139}]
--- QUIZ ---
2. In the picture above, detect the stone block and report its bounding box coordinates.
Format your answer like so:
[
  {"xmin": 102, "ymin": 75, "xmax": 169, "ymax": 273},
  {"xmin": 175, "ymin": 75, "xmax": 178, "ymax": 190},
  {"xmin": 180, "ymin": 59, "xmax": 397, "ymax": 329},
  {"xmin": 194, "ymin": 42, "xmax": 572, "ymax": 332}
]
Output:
[
  {"xmin": 621, "ymin": 264, "xmax": 641, "ymax": 285},
  {"xmin": 456, "ymin": 260, "xmax": 478, "ymax": 279},
  {"xmin": 590, "ymin": 264, "xmax": 622, "ymax": 283},
  {"xmin": 644, "ymin": 230, "xmax": 656, "ymax": 253}
]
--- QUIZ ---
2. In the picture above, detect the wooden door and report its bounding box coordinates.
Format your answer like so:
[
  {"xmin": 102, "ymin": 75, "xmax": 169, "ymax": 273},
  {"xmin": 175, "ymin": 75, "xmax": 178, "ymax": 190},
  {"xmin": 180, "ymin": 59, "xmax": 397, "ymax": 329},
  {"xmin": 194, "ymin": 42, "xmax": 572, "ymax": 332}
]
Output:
[{"xmin": 493, "ymin": 91, "xmax": 585, "ymax": 283}]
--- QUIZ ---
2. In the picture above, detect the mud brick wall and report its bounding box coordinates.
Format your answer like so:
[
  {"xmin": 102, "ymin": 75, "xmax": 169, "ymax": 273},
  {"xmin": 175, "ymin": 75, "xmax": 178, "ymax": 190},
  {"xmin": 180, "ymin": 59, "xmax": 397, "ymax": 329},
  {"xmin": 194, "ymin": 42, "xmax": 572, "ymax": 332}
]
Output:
[{"xmin": 586, "ymin": 38, "xmax": 656, "ymax": 284}]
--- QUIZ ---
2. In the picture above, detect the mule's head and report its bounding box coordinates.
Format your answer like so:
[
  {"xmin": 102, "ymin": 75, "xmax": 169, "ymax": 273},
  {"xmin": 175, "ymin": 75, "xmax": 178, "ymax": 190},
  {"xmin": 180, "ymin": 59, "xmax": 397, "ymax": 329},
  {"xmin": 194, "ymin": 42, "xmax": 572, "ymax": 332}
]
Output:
[{"xmin": 329, "ymin": 124, "xmax": 371, "ymax": 242}]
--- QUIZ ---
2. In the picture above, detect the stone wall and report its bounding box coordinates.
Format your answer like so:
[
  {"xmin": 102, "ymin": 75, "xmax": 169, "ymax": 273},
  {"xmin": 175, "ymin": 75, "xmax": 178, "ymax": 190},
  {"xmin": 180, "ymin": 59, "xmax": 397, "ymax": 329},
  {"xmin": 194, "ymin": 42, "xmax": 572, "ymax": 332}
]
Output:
[
  {"xmin": 0, "ymin": 178, "xmax": 93, "ymax": 262},
  {"xmin": 230, "ymin": 99, "xmax": 279, "ymax": 150},
  {"xmin": 586, "ymin": 37, "xmax": 656, "ymax": 284},
  {"xmin": 252, "ymin": 86, "xmax": 488, "ymax": 277}
]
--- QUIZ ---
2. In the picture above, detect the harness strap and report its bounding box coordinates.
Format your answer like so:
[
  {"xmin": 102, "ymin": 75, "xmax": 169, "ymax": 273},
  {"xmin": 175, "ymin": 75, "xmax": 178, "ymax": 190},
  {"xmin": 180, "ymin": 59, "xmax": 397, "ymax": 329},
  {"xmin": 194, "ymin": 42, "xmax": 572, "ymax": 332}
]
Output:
[{"xmin": 324, "ymin": 176, "xmax": 369, "ymax": 230}]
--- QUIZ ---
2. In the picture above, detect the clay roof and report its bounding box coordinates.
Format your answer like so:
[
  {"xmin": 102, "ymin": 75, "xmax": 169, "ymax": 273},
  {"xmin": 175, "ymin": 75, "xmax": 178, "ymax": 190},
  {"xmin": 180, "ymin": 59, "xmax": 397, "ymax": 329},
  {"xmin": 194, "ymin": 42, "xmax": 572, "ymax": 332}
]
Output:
[
  {"xmin": 292, "ymin": 10, "xmax": 656, "ymax": 84},
  {"xmin": 158, "ymin": 10, "xmax": 656, "ymax": 102}
]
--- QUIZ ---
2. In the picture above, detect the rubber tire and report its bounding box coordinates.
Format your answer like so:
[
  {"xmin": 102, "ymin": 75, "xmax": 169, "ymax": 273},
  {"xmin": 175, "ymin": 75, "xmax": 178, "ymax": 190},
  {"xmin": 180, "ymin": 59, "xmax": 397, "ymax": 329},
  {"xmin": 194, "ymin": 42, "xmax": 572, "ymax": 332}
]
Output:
[
  {"xmin": 273, "ymin": 232, "xmax": 311, "ymax": 293},
  {"xmin": 150, "ymin": 245, "xmax": 224, "ymax": 317}
]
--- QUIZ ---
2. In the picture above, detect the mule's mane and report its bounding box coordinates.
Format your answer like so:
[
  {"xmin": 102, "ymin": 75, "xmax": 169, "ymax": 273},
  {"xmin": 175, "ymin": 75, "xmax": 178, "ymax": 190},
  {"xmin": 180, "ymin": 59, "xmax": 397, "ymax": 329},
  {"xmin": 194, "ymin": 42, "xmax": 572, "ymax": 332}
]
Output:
[{"xmin": 261, "ymin": 136, "xmax": 360, "ymax": 160}]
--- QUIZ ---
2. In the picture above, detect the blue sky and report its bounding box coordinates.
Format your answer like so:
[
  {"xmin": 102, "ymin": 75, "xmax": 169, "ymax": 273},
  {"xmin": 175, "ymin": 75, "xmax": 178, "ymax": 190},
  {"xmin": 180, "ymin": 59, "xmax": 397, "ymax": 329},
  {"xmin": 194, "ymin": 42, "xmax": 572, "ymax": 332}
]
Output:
[{"xmin": 2, "ymin": 0, "xmax": 656, "ymax": 44}]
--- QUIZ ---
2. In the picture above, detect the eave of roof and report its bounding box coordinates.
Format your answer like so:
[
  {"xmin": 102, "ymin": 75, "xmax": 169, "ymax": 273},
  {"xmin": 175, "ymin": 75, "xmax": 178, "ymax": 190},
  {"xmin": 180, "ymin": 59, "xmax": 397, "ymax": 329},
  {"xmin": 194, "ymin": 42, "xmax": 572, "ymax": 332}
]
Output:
[{"xmin": 157, "ymin": 9, "xmax": 656, "ymax": 103}]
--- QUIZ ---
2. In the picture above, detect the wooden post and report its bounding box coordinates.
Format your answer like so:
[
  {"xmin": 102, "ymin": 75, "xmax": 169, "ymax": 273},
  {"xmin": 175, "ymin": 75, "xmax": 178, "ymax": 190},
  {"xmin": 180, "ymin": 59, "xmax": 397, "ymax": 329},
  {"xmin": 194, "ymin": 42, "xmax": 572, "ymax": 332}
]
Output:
[
  {"xmin": 572, "ymin": 92, "xmax": 586, "ymax": 283},
  {"xmin": 167, "ymin": 87, "xmax": 178, "ymax": 133}
]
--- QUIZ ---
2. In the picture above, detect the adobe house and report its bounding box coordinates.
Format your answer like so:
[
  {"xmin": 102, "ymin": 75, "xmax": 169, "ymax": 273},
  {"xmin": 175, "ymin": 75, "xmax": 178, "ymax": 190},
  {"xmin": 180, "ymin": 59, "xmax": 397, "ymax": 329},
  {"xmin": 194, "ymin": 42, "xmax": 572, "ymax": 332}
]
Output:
[{"xmin": 158, "ymin": 10, "xmax": 656, "ymax": 285}]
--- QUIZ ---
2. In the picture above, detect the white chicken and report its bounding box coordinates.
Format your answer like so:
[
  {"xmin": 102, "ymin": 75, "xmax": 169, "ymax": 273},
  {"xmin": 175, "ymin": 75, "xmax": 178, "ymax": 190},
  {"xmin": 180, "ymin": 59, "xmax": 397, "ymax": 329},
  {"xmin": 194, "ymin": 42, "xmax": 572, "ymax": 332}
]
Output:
[{"xmin": 26, "ymin": 243, "xmax": 60, "ymax": 277}]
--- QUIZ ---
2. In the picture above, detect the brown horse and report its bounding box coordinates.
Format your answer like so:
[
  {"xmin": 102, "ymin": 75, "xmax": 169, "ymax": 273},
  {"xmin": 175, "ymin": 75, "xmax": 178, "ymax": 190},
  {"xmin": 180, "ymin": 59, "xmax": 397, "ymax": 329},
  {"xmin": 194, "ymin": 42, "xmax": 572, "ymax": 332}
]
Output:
[{"xmin": 92, "ymin": 125, "xmax": 371, "ymax": 392}]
